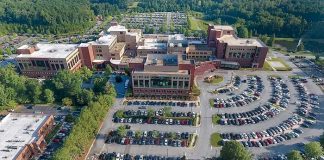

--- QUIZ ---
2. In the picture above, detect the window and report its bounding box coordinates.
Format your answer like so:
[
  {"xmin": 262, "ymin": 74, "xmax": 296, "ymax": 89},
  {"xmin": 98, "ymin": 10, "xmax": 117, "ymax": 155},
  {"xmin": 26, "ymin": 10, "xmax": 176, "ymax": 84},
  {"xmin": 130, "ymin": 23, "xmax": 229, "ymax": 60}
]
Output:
[
  {"xmin": 184, "ymin": 81, "xmax": 189, "ymax": 88},
  {"xmin": 145, "ymin": 80, "xmax": 149, "ymax": 87},
  {"xmin": 60, "ymin": 64, "xmax": 65, "ymax": 69},
  {"xmin": 134, "ymin": 80, "xmax": 138, "ymax": 87}
]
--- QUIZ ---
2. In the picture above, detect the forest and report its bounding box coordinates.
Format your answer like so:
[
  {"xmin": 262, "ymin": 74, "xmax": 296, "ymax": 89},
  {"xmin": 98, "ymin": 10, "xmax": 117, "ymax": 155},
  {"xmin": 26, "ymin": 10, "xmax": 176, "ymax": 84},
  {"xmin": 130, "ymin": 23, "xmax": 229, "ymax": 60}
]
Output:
[
  {"xmin": 0, "ymin": 0, "xmax": 323, "ymax": 38},
  {"xmin": 136, "ymin": 0, "xmax": 324, "ymax": 38}
]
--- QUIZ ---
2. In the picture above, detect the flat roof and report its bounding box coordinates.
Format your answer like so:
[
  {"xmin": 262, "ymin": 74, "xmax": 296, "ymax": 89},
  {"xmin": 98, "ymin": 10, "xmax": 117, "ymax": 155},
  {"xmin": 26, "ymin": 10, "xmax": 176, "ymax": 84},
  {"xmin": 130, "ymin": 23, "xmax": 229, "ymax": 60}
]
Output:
[
  {"xmin": 212, "ymin": 25, "xmax": 234, "ymax": 31},
  {"xmin": 91, "ymin": 35, "xmax": 117, "ymax": 46},
  {"xmin": 79, "ymin": 43, "xmax": 90, "ymax": 47},
  {"xmin": 0, "ymin": 113, "xmax": 51, "ymax": 159},
  {"xmin": 17, "ymin": 45, "xmax": 30, "ymax": 50},
  {"xmin": 138, "ymin": 39, "xmax": 167, "ymax": 50},
  {"xmin": 145, "ymin": 54, "xmax": 178, "ymax": 66},
  {"xmin": 134, "ymin": 70, "xmax": 189, "ymax": 75},
  {"xmin": 16, "ymin": 43, "xmax": 78, "ymax": 59},
  {"xmin": 108, "ymin": 25, "xmax": 127, "ymax": 32},
  {"xmin": 218, "ymin": 35, "xmax": 266, "ymax": 47},
  {"xmin": 111, "ymin": 42, "xmax": 126, "ymax": 53},
  {"xmin": 188, "ymin": 44, "xmax": 214, "ymax": 51}
]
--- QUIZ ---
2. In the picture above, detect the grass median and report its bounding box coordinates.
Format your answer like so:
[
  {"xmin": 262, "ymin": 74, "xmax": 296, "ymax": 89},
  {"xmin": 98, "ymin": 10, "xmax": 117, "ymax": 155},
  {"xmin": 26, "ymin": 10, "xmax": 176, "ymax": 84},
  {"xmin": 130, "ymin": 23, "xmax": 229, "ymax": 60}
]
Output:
[
  {"xmin": 210, "ymin": 133, "xmax": 222, "ymax": 147},
  {"xmin": 212, "ymin": 114, "xmax": 221, "ymax": 125}
]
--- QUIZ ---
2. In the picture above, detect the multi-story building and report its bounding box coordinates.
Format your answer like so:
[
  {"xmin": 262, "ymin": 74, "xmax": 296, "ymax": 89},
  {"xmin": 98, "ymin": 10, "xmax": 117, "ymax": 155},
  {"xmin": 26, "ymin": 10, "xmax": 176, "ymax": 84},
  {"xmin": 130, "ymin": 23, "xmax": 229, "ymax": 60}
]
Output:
[
  {"xmin": 137, "ymin": 38, "xmax": 167, "ymax": 57},
  {"xmin": 131, "ymin": 54, "xmax": 195, "ymax": 97},
  {"xmin": 0, "ymin": 113, "xmax": 54, "ymax": 160},
  {"xmin": 167, "ymin": 34, "xmax": 188, "ymax": 54},
  {"xmin": 207, "ymin": 25, "xmax": 268, "ymax": 68},
  {"xmin": 16, "ymin": 43, "xmax": 82, "ymax": 78},
  {"xmin": 186, "ymin": 44, "xmax": 214, "ymax": 61}
]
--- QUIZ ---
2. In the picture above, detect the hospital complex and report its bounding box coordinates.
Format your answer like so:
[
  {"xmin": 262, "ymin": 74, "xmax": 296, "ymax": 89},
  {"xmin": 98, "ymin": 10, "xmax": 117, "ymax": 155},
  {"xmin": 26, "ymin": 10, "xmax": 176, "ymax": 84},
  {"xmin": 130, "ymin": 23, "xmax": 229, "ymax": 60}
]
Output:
[{"xmin": 15, "ymin": 24, "xmax": 268, "ymax": 97}]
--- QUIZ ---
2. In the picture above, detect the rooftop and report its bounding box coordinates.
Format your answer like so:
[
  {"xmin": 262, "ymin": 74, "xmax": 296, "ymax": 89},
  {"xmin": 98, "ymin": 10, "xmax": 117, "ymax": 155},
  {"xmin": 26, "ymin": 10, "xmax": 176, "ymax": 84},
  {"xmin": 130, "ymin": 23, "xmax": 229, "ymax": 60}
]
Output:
[
  {"xmin": 91, "ymin": 35, "xmax": 117, "ymax": 46},
  {"xmin": 211, "ymin": 25, "xmax": 234, "ymax": 31},
  {"xmin": 218, "ymin": 35, "xmax": 266, "ymax": 47},
  {"xmin": 111, "ymin": 42, "xmax": 126, "ymax": 53},
  {"xmin": 0, "ymin": 113, "xmax": 51, "ymax": 159},
  {"xmin": 134, "ymin": 70, "xmax": 189, "ymax": 75},
  {"xmin": 16, "ymin": 43, "xmax": 78, "ymax": 59},
  {"xmin": 188, "ymin": 44, "xmax": 214, "ymax": 51},
  {"xmin": 145, "ymin": 54, "xmax": 178, "ymax": 66},
  {"xmin": 108, "ymin": 25, "xmax": 127, "ymax": 32},
  {"xmin": 138, "ymin": 39, "xmax": 167, "ymax": 50}
]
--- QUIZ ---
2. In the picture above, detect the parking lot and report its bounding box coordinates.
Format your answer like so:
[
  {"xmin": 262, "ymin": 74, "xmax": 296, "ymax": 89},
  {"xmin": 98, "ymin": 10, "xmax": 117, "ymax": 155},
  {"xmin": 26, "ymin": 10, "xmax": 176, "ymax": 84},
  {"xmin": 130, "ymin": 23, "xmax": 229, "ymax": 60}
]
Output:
[{"xmin": 87, "ymin": 60, "xmax": 323, "ymax": 159}]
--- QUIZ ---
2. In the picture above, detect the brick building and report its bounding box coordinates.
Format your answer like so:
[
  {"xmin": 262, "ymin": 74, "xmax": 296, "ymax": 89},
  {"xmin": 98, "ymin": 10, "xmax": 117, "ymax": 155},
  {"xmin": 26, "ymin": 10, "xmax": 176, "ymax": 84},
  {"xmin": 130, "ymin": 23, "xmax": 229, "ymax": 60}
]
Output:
[
  {"xmin": 0, "ymin": 113, "xmax": 54, "ymax": 160},
  {"xmin": 131, "ymin": 54, "xmax": 195, "ymax": 97},
  {"xmin": 16, "ymin": 43, "xmax": 82, "ymax": 78},
  {"xmin": 207, "ymin": 25, "xmax": 268, "ymax": 68}
]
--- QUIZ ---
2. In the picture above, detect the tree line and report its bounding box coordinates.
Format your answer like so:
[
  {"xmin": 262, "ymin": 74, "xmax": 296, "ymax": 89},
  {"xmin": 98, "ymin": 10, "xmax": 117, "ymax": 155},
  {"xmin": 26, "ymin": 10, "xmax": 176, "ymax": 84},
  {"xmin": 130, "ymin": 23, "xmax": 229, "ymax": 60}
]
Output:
[{"xmin": 136, "ymin": 0, "xmax": 323, "ymax": 38}]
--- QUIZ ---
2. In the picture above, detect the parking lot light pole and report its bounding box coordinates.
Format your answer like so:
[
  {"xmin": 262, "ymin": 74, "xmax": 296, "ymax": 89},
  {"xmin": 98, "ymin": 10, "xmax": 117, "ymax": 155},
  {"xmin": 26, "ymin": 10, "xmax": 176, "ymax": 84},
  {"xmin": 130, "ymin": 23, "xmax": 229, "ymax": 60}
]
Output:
[{"xmin": 167, "ymin": 148, "xmax": 169, "ymax": 157}]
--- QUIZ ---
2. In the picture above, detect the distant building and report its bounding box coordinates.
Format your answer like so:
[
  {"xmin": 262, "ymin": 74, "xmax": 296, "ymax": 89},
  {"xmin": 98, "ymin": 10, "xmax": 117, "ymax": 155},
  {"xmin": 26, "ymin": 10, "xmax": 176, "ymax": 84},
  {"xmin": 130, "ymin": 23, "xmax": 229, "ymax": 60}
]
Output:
[
  {"xmin": 207, "ymin": 25, "xmax": 268, "ymax": 68},
  {"xmin": 131, "ymin": 54, "xmax": 195, "ymax": 97},
  {"xmin": 0, "ymin": 113, "xmax": 54, "ymax": 160},
  {"xmin": 16, "ymin": 43, "xmax": 81, "ymax": 78}
]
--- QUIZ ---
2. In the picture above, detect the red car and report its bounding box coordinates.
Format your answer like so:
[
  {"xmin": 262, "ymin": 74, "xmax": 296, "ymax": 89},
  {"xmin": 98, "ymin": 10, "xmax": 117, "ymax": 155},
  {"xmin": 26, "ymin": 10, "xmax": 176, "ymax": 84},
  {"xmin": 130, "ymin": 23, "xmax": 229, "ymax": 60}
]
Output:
[{"xmin": 52, "ymin": 139, "xmax": 60, "ymax": 143}]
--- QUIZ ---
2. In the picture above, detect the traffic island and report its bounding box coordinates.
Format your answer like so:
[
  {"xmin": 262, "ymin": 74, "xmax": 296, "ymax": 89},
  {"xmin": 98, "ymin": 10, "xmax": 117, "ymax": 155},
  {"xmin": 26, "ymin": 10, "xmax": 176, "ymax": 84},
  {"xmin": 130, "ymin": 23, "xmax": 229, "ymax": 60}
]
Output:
[{"xmin": 204, "ymin": 75, "xmax": 224, "ymax": 85}]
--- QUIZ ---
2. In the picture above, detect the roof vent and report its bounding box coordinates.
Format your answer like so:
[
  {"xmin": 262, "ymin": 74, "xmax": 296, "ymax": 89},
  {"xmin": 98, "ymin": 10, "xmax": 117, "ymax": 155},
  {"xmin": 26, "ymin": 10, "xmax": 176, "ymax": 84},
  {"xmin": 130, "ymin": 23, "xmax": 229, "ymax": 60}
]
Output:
[{"xmin": 49, "ymin": 49, "xmax": 57, "ymax": 53}]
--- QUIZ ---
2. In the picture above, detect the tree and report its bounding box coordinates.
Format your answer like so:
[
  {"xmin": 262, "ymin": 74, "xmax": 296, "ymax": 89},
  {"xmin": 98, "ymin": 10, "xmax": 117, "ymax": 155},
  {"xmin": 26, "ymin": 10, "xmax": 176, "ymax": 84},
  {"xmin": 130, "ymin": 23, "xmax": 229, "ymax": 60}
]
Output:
[
  {"xmin": 115, "ymin": 110, "xmax": 124, "ymax": 118},
  {"xmin": 287, "ymin": 150, "xmax": 303, "ymax": 160},
  {"xmin": 315, "ymin": 54, "xmax": 320, "ymax": 61},
  {"xmin": 77, "ymin": 67, "xmax": 93, "ymax": 81},
  {"xmin": 220, "ymin": 141, "xmax": 252, "ymax": 160},
  {"xmin": 237, "ymin": 26, "xmax": 249, "ymax": 38},
  {"xmin": 159, "ymin": 24, "xmax": 167, "ymax": 33},
  {"xmin": 104, "ymin": 83, "xmax": 116, "ymax": 97},
  {"xmin": 304, "ymin": 142, "xmax": 323, "ymax": 159},
  {"xmin": 104, "ymin": 65, "xmax": 113, "ymax": 77},
  {"xmin": 5, "ymin": 48, "xmax": 12, "ymax": 55},
  {"xmin": 62, "ymin": 97, "xmax": 73, "ymax": 107},
  {"xmin": 117, "ymin": 125, "xmax": 127, "ymax": 137},
  {"xmin": 115, "ymin": 75, "xmax": 123, "ymax": 83},
  {"xmin": 124, "ymin": 67, "xmax": 131, "ymax": 76},
  {"xmin": 135, "ymin": 130, "xmax": 142, "ymax": 139},
  {"xmin": 147, "ymin": 108, "xmax": 154, "ymax": 118},
  {"xmin": 320, "ymin": 132, "xmax": 324, "ymax": 148},
  {"xmin": 43, "ymin": 89, "xmax": 55, "ymax": 104},
  {"xmin": 297, "ymin": 42, "xmax": 304, "ymax": 51},
  {"xmin": 76, "ymin": 89, "xmax": 94, "ymax": 106},
  {"xmin": 93, "ymin": 77, "xmax": 108, "ymax": 93},
  {"xmin": 248, "ymin": 29, "xmax": 253, "ymax": 38},
  {"xmin": 163, "ymin": 107, "xmax": 172, "ymax": 117},
  {"xmin": 25, "ymin": 79, "xmax": 42, "ymax": 103},
  {"xmin": 268, "ymin": 34, "xmax": 275, "ymax": 46},
  {"xmin": 152, "ymin": 130, "xmax": 159, "ymax": 138},
  {"xmin": 259, "ymin": 34, "xmax": 269, "ymax": 45}
]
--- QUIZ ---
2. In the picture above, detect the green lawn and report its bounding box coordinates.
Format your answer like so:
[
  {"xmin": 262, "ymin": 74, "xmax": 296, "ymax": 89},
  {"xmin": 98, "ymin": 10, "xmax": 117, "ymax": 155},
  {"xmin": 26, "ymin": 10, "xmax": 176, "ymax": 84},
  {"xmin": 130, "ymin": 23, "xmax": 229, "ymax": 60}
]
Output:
[
  {"xmin": 191, "ymin": 84, "xmax": 201, "ymax": 96},
  {"xmin": 205, "ymin": 75, "xmax": 224, "ymax": 85},
  {"xmin": 288, "ymin": 75, "xmax": 302, "ymax": 79},
  {"xmin": 268, "ymin": 57, "xmax": 292, "ymax": 71},
  {"xmin": 209, "ymin": 99, "xmax": 214, "ymax": 108},
  {"xmin": 263, "ymin": 61, "xmax": 273, "ymax": 71},
  {"xmin": 212, "ymin": 114, "xmax": 221, "ymax": 125},
  {"xmin": 128, "ymin": 1, "xmax": 139, "ymax": 9},
  {"xmin": 315, "ymin": 59, "xmax": 324, "ymax": 68},
  {"xmin": 189, "ymin": 16, "xmax": 208, "ymax": 31},
  {"xmin": 210, "ymin": 133, "xmax": 222, "ymax": 147}
]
